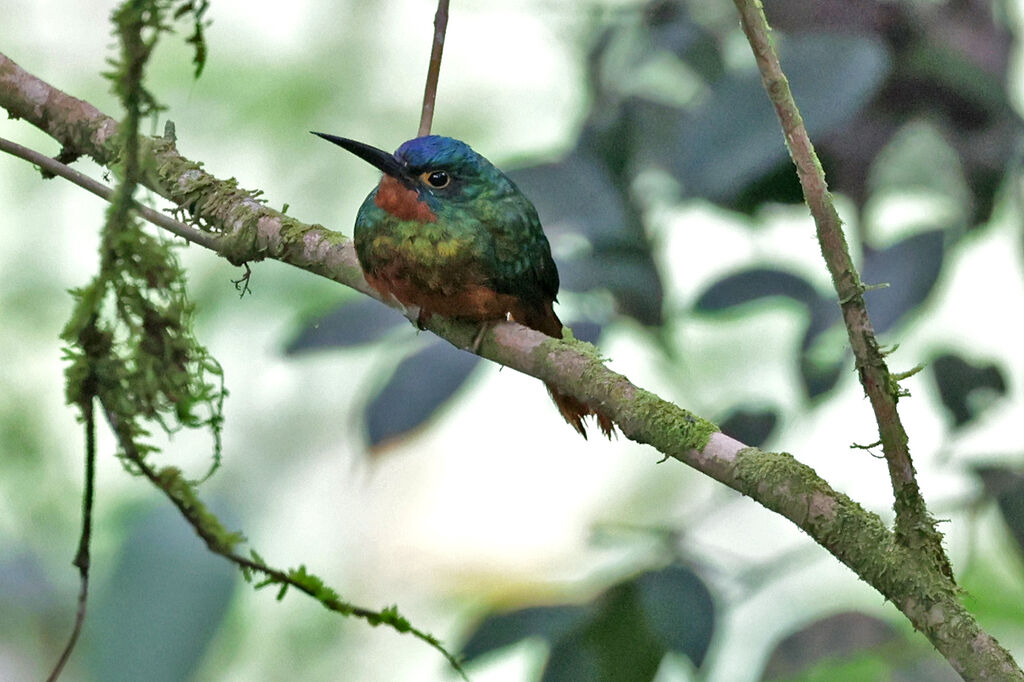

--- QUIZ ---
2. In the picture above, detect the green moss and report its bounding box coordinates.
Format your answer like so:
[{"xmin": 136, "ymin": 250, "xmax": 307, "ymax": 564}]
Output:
[
  {"xmin": 372, "ymin": 605, "xmax": 412, "ymax": 632},
  {"xmin": 561, "ymin": 334, "xmax": 608, "ymax": 361},
  {"xmin": 279, "ymin": 216, "xmax": 318, "ymax": 243},
  {"xmin": 727, "ymin": 446, "xmax": 962, "ymax": 640},
  {"xmin": 625, "ymin": 387, "xmax": 718, "ymax": 451},
  {"xmin": 734, "ymin": 449, "xmax": 818, "ymax": 497},
  {"xmin": 523, "ymin": 335, "xmax": 720, "ymax": 443},
  {"xmin": 156, "ymin": 466, "xmax": 244, "ymax": 554},
  {"xmin": 63, "ymin": 0, "xmax": 228, "ymax": 482}
]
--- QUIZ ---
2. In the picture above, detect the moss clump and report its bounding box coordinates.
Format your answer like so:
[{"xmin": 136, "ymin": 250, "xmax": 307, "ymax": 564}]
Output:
[{"xmin": 625, "ymin": 388, "xmax": 719, "ymax": 452}]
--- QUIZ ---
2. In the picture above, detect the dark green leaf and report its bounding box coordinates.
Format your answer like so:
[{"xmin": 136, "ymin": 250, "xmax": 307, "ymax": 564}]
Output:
[
  {"xmin": 561, "ymin": 248, "xmax": 663, "ymax": 325},
  {"xmin": 932, "ymin": 354, "xmax": 1007, "ymax": 428},
  {"xmin": 638, "ymin": 33, "xmax": 890, "ymax": 201},
  {"xmin": 633, "ymin": 565, "xmax": 715, "ymax": 667},
  {"xmin": 286, "ymin": 298, "xmax": 408, "ymax": 353},
  {"xmin": 975, "ymin": 467, "xmax": 1024, "ymax": 564},
  {"xmin": 730, "ymin": 159, "xmax": 808, "ymax": 213},
  {"xmin": 695, "ymin": 268, "xmax": 837, "ymax": 351},
  {"xmin": 861, "ymin": 231, "xmax": 944, "ymax": 334},
  {"xmin": 366, "ymin": 341, "xmax": 479, "ymax": 448},
  {"xmin": 461, "ymin": 604, "xmax": 591, "ymax": 662},
  {"xmin": 508, "ymin": 153, "xmax": 631, "ymax": 247},
  {"xmin": 800, "ymin": 355, "xmax": 846, "ymax": 401},
  {"xmin": 719, "ymin": 408, "xmax": 778, "ymax": 448},
  {"xmin": 542, "ymin": 630, "xmax": 605, "ymax": 682},
  {"xmin": 694, "ymin": 268, "xmax": 847, "ymax": 399},
  {"xmin": 83, "ymin": 504, "xmax": 236, "ymax": 682},
  {"xmin": 543, "ymin": 583, "xmax": 664, "ymax": 682},
  {"xmin": 642, "ymin": 0, "xmax": 723, "ymax": 81},
  {"xmin": 761, "ymin": 612, "xmax": 898, "ymax": 681},
  {"xmin": 695, "ymin": 268, "xmax": 821, "ymax": 312}
]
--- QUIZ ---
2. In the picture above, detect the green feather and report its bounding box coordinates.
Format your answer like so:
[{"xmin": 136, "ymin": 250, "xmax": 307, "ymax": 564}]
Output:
[{"xmin": 353, "ymin": 136, "xmax": 559, "ymax": 306}]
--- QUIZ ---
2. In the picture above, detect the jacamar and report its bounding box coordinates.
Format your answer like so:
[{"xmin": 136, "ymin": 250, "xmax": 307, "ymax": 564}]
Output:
[{"xmin": 313, "ymin": 132, "xmax": 614, "ymax": 439}]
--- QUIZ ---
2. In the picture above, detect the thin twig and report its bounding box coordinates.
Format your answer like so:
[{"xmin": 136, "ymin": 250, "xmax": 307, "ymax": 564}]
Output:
[
  {"xmin": 46, "ymin": 398, "xmax": 96, "ymax": 682},
  {"xmin": 417, "ymin": 0, "xmax": 450, "ymax": 137},
  {"xmin": 731, "ymin": 0, "xmax": 946, "ymax": 566},
  {"xmin": 0, "ymin": 136, "xmax": 220, "ymax": 251}
]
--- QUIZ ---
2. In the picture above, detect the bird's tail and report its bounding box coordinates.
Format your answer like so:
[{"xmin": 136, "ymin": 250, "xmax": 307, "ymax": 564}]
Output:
[
  {"xmin": 545, "ymin": 381, "xmax": 616, "ymax": 440},
  {"xmin": 513, "ymin": 301, "xmax": 616, "ymax": 440}
]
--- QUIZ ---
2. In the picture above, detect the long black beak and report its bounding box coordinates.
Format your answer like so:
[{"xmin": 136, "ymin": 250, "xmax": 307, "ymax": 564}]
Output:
[{"xmin": 311, "ymin": 132, "xmax": 414, "ymax": 186}]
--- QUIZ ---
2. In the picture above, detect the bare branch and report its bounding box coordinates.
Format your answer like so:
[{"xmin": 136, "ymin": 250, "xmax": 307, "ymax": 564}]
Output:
[{"xmin": 417, "ymin": 0, "xmax": 450, "ymax": 137}]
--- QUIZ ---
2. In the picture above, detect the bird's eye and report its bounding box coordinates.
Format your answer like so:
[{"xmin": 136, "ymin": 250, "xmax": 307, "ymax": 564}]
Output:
[{"xmin": 420, "ymin": 170, "xmax": 451, "ymax": 189}]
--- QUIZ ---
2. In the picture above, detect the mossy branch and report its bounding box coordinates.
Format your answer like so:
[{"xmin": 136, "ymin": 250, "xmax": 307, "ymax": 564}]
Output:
[
  {"xmin": 731, "ymin": 0, "xmax": 946, "ymax": 564},
  {"xmin": 1, "ymin": 47, "xmax": 1020, "ymax": 680},
  {"xmin": 46, "ymin": 2, "xmax": 227, "ymax": 678}
]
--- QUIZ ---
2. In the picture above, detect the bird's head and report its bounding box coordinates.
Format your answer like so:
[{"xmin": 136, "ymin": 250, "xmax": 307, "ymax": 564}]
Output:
[{"xmin": 312, "ymin": 133, "xmax": 510, "ymax": 206}]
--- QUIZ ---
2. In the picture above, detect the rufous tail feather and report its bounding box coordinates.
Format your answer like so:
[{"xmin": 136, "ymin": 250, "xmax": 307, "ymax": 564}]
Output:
[
  {"xmin": 512, "ymin": 300, "xmax": 616, "ymax": 440},
  {"xmin": 545, "ymin": 382, "xmax": 615, "ymax": 440}
]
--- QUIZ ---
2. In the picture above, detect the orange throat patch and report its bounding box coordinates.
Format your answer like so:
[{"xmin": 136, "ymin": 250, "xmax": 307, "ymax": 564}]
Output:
[{"xmin": 374, "ymin": 175, "xmax": 437, "ymax": 222}]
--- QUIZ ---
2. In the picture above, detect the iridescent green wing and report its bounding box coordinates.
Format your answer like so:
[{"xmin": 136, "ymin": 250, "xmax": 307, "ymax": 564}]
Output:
[{"xmin": 483, "ymin": 191, "xmax": 560, "ymax": 305}]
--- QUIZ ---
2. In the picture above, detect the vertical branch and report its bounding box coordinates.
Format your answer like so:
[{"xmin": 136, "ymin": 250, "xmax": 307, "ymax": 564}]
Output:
[
  {"xmin": 731, "ymin": 1, "xmax": 948, "ymax": 569},
  {"xmin": 417, "ymin": 0, "xmax": 450, "ymax": 137}
]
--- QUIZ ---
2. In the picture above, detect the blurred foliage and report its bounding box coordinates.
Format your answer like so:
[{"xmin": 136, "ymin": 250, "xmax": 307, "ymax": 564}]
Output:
[
  {"xmin": 718, "ymin": 407, "xmax": 778, "ymax": 447},
  {"xmin": 769, "ymin": 0, "xmax": 1018, "ymax": 225},
  {"xmin": 288, "ymin": 0, "xmax": 1024, "ymax": 677},
  {"xmin": 5, "ymin": 0, "xmax": 1024, "ymax": 680},
  {"xmin": 760, "ymin": 612, "xmax": 959, "ymax": 681},
  {"xmin": 80, "ymin": 503, "xmax": 236, "ymax": 682},
  {"xmin": 363, "ymin": 340, "xmax": 479, "ymax": 450},
  {"xmin": 294, "ymin": 0, "xmax": 1021, "ymax": 444},
  {"xmin": 462, "ymin": 563, "xmax": 714, "ymax": 681},
  {"xmin": 976, "ymin": 467, "xmax": 1024, "ymax": 558},
  {"xmin": 931, "ymin": 353, "xmax": 1007, "ymax": 428}
]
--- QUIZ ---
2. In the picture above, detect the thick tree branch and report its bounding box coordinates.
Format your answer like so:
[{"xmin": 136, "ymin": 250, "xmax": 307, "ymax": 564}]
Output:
[
  {"xmin": 732, "ymin": 0, "xmax": 945, "ymax": 563},
  {"xmin": 1, "ymin": 51, "xmax": 1019, "ymax": 680}
]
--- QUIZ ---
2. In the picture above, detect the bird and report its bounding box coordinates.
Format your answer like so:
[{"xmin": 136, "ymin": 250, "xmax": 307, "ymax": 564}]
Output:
[{"xmin": 313, "ymin": 132, "xmax": 614, "ymax": 439}]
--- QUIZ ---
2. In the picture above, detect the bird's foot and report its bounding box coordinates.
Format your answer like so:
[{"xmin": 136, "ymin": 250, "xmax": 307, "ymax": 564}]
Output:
[
  {"xmin": 415, "ymin": 308, "xmax": 432, "ymax": 330},
  {"xmin": 469, "ymin": 321, "xmax": 493, "ymax": 353}
]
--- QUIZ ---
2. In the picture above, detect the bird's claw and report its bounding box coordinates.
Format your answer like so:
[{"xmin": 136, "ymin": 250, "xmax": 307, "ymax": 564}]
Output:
[{"xmin": 469, "ymin": 321, "xmax": 492, "ymax": 353}]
